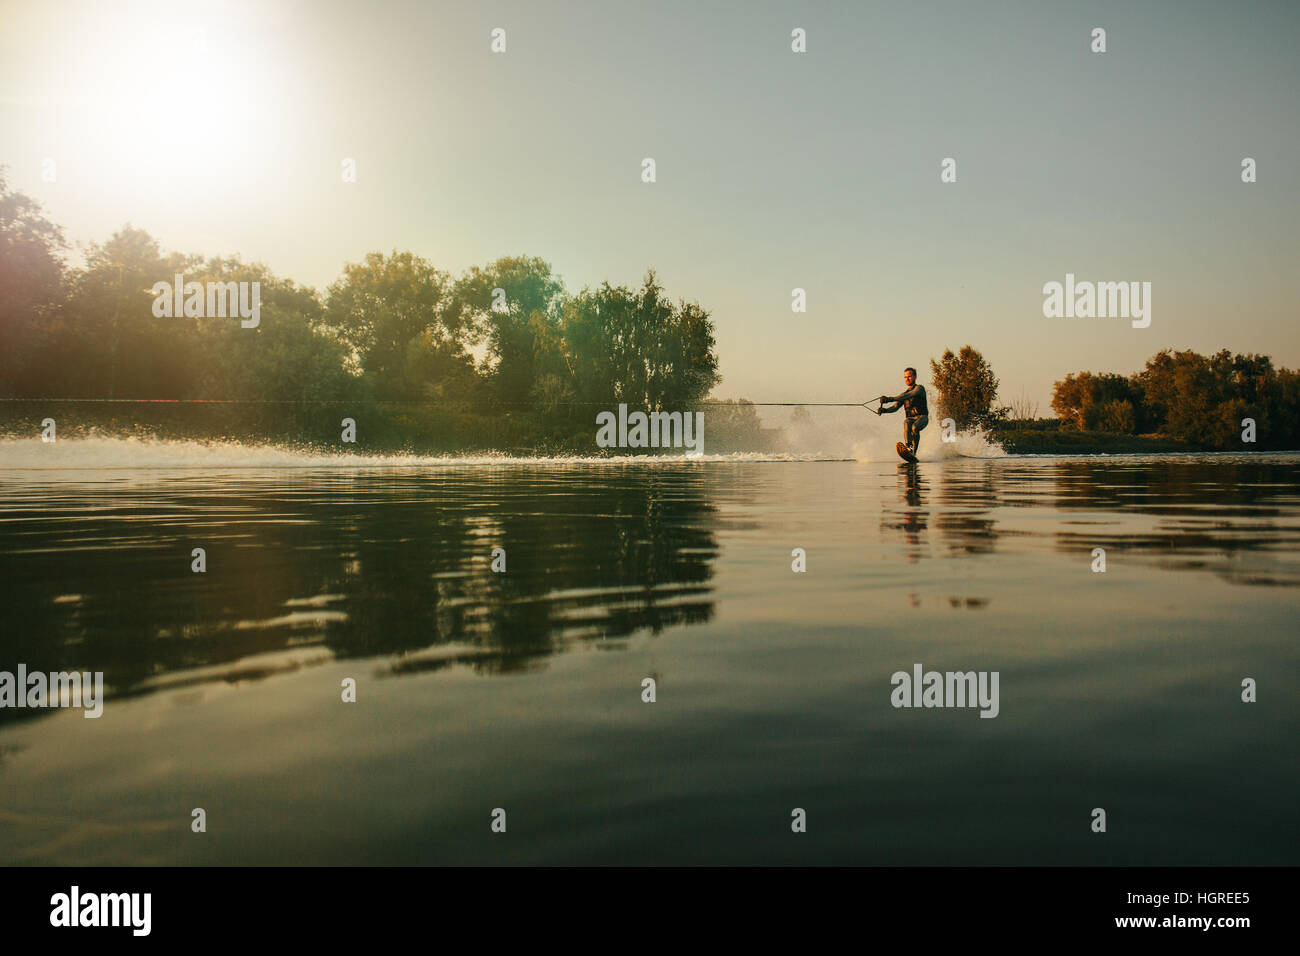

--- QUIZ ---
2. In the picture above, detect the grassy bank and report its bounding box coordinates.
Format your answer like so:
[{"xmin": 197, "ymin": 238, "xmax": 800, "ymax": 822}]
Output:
[{"xmin": 989, "ymin": 418, "xmax": 1193, "ymax": 454}]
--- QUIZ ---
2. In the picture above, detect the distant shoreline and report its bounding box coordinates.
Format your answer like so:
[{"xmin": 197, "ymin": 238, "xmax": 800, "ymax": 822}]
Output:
[
  {"xmin": 990, "ymin": 421, "xmax": 1193, "ymax": 455},
  {"xmin": 4, "ymin": 405, "xmax": 1295, "ymax": 460}
]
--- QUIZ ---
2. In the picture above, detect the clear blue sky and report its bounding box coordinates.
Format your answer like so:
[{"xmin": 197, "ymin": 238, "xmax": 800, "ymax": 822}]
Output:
[{"xmin": 3, "ymin": 0, "xmax": 1297, "ymax": 411}]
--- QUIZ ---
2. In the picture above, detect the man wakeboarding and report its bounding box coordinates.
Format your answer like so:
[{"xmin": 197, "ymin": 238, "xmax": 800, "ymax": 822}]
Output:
[{"xmin": 879, "ymin": 367, "xmax": 929, "ymax": 462}]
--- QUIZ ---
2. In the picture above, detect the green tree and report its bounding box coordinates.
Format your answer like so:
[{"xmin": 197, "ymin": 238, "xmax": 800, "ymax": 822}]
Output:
[
  {"xmin": 324, "ymin": 251, "xmax": 473, "ymax": 400},
  {"xmin": 1055, "ymin": 349, "xmax": 1300, "ymax": 449},
  {"xmin": 561, "ymin": 271, "xmax": 719, "ymax": 412},
  {"xmin": 185, "ymin": 256, "xmax": 352, "ymax": 402},
  {"xmin": 1052, "ymin": 372, "xmax": 1145, "ymax": 432},
  {"xmin": 57, "ymin": 226, "xmax": 185, "ymax": 398},
  {"xmin": 0, "ymin": 168, "xmax": 68, "ymax": 395},
  {"xmin": 446, "ymin": 255, "xmax": 566, "ymax": 406},
  {"xmin": 1136, "ymin": 348, "xmax": 1298, "ymax": 449},
  {"xmin": 1098, "ymin": 398, "xmax": 1136, "ymax": 434},
  {"xmin": 929, "ymin": 346, "xmax": 1000, "ymax": 428},
  {"xmin": 660, "ymin": 297, "xmax": 720, "ymax": 408}
]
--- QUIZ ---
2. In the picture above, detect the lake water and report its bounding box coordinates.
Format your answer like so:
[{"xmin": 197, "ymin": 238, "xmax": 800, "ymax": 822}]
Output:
[{"xmin": 1, "ymin": 441, "xmax": 1297, "ymax": 865}]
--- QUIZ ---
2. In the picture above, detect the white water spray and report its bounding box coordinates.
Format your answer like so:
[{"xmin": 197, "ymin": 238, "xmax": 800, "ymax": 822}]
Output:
[
  {"xmin": 0, "ymin": 435, "xmax": 861, "ymax": 472},
  {"xmin": 771, "ymin": 407, "xmax": 1007, "ymax": 461}
]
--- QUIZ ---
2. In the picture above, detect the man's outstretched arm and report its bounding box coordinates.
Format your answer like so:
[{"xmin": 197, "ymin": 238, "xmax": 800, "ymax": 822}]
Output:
[{"xmin": 883, "ymin": 384, "xmax": 923, "ymax": 404}]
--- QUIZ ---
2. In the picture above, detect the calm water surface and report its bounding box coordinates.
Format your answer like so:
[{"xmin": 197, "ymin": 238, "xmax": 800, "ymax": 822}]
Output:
[{"xmin": 1, "ymin": 453, "xmax": 1297, "ymax": 864}]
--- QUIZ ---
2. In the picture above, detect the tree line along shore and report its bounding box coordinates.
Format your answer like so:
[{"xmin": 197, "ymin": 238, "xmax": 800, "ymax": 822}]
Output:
[
  {"xmin": 3, "ymin": 170, "xmax": 1296, "ymax": 455},
  {"xmin": 932, "ymin": 345, "xmax": 1300, "ymax": 454}
]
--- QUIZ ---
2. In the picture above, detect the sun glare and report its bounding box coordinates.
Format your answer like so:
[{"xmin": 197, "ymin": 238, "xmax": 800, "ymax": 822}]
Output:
[{"xmin": 65, "ymin": 1, "xmax": 267, "ymax": 184}]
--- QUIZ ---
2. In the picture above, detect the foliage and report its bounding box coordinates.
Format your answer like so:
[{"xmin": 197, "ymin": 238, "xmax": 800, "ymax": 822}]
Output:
[
  {"xmin": 929, "ymin": 345, "xmax": 1000, "ymax": 428},
  {"xmin": 0, "ymin": 175, "xmax": 728, "ymax": 451},
  {"xmin": 1051, "ymin": 372, "xmax": 1147, "ymax": 433},
  {"xmin": 322, "ymin": 250, "xmax": 472, "ymax": 401},
  {"xmin": 446, "ymin": 255, "xmax": 566, "ymax": 405},
  {"xmin": 1052, "ymin": 350, "xmax": 1300, "ymax": 449},
  {"xmin": 0, "ymin": 166, "xmax": 67, "ymax": 394},
  {"xmin": 561, "ymin": 271, "xmax": 720, "ymax": 413}
]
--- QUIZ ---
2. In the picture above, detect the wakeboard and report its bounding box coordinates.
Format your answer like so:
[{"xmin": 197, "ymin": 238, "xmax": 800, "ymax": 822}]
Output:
[{"xmin": 896, "ymin": 442, "xmax": 918, "ymax": 463}]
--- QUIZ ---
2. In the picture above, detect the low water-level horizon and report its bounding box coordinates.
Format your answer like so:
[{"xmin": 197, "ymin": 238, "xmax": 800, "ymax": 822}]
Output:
[{"xmin": 1, "ymin": 440, "xmax": 1296, "ymax": 865}]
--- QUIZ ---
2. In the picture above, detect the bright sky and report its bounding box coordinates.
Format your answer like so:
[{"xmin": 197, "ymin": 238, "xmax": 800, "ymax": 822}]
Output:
[{"xmin": 2, "ymin": 0, "xmax": 1298, "ymax": 412}]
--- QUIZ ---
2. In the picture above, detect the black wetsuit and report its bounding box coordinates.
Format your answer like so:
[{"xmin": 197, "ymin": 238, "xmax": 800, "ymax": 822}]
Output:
[{"xmin": 881, "ymin": 384, "xmax": 929, "ymax": 452}]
